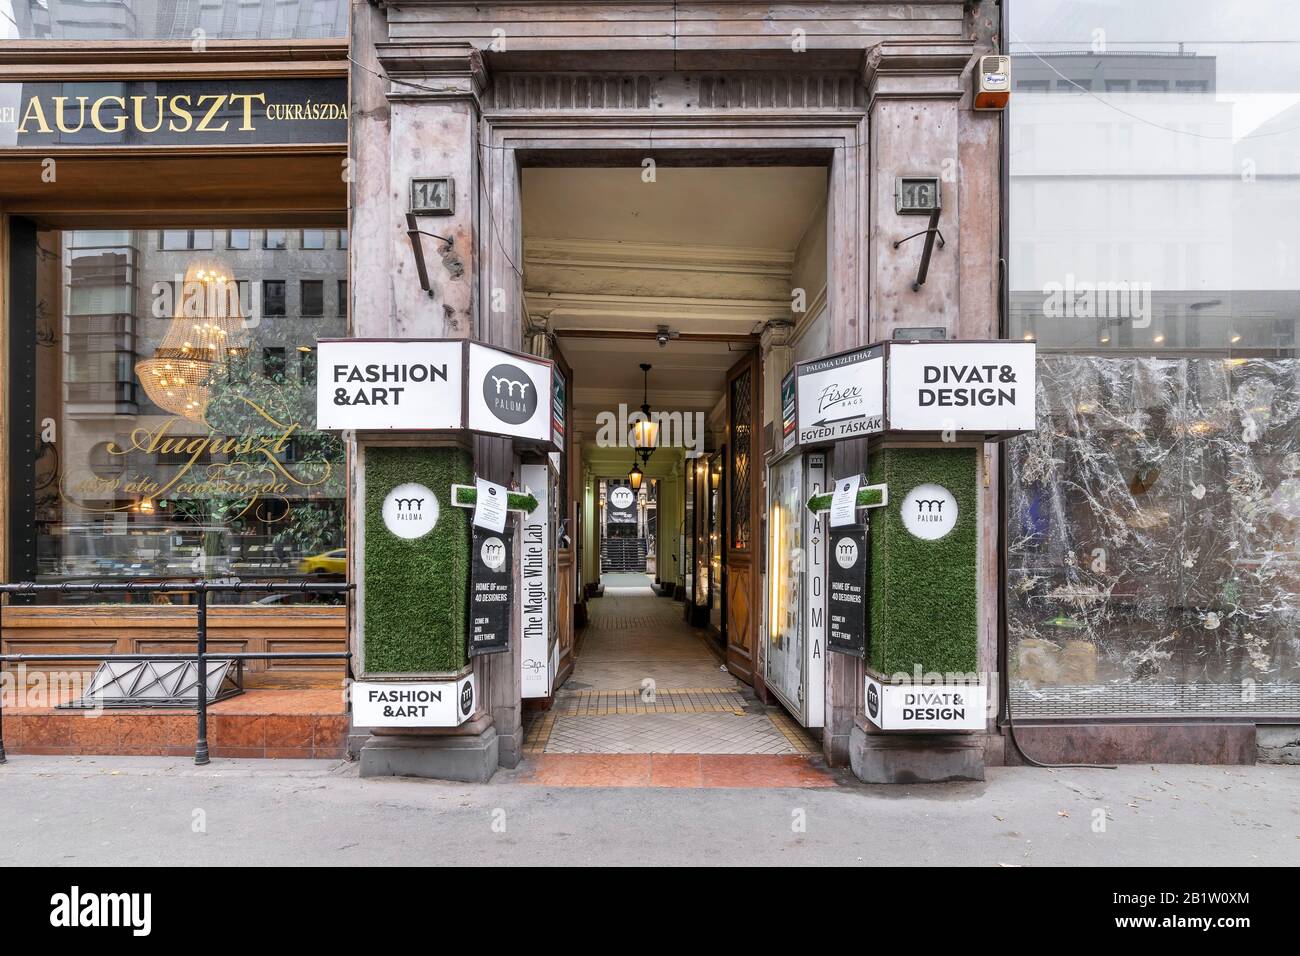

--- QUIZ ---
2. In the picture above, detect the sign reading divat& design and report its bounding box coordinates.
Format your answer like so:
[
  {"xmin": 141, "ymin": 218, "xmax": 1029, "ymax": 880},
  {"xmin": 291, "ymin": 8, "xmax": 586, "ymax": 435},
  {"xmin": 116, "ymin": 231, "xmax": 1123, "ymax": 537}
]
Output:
[
  {"xmin": 0, "ymin": 78, "xmax": 348, "ymax": 148},
  {"xmin": 887, "ymin": 341, "xmax": 1036, "ymax": 434}
]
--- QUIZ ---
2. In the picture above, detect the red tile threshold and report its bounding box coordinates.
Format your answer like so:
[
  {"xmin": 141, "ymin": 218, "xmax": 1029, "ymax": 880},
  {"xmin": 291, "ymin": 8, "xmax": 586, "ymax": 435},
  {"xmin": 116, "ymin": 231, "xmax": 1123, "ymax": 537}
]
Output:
[{"xmin": 518, "ymin": 753, "xmax": 837, "ymax": 788}]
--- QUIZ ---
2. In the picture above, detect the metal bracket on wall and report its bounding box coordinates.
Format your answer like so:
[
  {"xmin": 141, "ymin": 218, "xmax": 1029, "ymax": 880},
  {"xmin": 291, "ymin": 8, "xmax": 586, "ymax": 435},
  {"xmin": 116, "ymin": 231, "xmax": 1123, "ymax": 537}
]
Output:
[
  {"xmin": 893, "ymin": 207, "xmax": 946, "ymax": 291},
  {"xmin": 405, "ymin": 213, "xmax": 454, "ymax": 298}
]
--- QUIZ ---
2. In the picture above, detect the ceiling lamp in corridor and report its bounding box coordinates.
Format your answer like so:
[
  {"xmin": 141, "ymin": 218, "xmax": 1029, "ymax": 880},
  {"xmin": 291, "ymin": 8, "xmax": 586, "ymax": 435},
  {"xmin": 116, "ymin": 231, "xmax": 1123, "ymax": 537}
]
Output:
[
  {"xmin": 627, "ymin": 460, "xmax": 644, "ymax": 492},
  {"xmin": 633, "ymin": 362, "xmax": 659, "ymax": 464}
]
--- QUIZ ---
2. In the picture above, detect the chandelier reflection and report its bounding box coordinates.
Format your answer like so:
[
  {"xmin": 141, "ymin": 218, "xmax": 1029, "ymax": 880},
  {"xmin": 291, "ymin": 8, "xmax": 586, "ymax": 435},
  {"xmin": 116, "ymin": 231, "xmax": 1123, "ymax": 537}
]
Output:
[{"xmin": 135, "ymin": 260, "xmax": 249, "ymax": 423}]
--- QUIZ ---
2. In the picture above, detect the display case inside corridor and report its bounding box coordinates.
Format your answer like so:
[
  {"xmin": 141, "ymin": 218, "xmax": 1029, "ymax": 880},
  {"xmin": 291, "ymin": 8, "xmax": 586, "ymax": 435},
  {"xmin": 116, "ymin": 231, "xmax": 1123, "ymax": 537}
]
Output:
[{"xmin": 764, "ymin": 451, "xmax": 827, "ymax": 727}]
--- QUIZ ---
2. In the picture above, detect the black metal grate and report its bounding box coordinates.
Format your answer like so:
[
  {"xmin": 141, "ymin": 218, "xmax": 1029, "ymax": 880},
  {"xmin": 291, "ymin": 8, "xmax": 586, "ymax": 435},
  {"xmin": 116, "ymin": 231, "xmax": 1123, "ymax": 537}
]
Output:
[{"xmin": 730, "ymin": 368, "xmax": 752, "ymax": 550}]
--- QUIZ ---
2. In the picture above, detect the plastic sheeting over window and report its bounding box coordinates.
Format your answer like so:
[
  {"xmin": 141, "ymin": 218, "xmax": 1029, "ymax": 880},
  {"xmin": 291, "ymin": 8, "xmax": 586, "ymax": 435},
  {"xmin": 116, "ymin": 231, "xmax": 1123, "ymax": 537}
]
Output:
[{"xmin": 1006, "ymin": 355, "xmax": 1300, "ymax": 716}]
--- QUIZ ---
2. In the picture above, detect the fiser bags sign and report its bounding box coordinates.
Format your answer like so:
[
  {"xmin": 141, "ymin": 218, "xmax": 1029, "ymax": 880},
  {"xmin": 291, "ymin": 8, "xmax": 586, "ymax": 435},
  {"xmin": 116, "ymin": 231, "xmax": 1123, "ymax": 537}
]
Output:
[{"xmin": 795, "ymin": 346, "xmax": 885, "ymax": 445}]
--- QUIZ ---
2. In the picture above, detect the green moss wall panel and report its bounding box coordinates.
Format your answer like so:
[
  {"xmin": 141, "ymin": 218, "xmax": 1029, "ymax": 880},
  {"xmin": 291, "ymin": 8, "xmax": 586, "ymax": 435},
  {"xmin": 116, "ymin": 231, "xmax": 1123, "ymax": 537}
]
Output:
[
  {"xmin": 868, "ymin": 447, "xmax": 979, "ymax": 676},
  {"xmin": 363, "ymin": 446, "xmax": 472, "ymax": 674}
]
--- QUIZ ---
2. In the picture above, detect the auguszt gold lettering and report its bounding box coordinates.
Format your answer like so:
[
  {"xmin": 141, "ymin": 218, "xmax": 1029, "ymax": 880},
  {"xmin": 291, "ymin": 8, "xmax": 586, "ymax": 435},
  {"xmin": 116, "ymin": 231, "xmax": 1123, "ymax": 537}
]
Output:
[
  {"xmin": 54, "ymin": 96, "xmax": 89, "ymax": 134},
  {"xmin": 195, "ymin": 94, "xmax": 229, "ymax": 132},
  {"xmin": 167, "ymin": 94, "xmax": 194, "ymax": 132},
  {"xmin": 91, "ymin": 96, "xmax": 127, "ymax": 134},
  {"xmin": 227, "ymin": 92, "xmax": 265, "ymax": 131},
  {"xmin": 131, "ymin": 95, "xmax": 166, "ymax": 134},
  {"xmin": 17, "ymin": 97, "xmax": 52, "ymax": 134}
]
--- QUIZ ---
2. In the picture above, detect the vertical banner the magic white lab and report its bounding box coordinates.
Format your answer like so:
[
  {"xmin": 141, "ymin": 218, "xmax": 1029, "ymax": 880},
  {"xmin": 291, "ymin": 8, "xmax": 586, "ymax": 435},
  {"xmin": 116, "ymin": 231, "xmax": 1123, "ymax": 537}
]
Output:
[{"xmin": 520, "ymin": 463, "xmax": 551, "ymax": 698}]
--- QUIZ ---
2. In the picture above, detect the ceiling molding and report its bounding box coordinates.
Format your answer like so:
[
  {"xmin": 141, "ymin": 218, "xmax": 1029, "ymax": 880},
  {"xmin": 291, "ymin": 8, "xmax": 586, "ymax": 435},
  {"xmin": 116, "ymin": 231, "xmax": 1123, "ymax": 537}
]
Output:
[
  {"xmin": 524, "ymin": 290, "xmax": 791, "ymax": 331},
  {"xmin": 525, "ymin": 237, "xmax": 793, "ymax": 278}
]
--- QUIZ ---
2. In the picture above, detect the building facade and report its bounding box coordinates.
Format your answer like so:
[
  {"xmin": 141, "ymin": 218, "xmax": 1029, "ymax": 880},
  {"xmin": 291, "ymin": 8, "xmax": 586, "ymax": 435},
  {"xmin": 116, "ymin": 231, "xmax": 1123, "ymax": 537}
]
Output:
[{"xmin": 1, "ymin": 1, "xmax": 1297, "ymax": 775}]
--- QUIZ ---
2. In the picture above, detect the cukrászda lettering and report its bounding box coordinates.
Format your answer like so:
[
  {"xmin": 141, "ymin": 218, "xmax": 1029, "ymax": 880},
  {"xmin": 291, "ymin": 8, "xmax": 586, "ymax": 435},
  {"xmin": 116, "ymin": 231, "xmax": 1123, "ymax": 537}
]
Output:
[
  {"xmin": 918, "ymin": 363, "xmax": 1018, "ymax": 407},
  {"xmin": 331, "ymin": 362, "xmax": 448, "ymax": 406}
]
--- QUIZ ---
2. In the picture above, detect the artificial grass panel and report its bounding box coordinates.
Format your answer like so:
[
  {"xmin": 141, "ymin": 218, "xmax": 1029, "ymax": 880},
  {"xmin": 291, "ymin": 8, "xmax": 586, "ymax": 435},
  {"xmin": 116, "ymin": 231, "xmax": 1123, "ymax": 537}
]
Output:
[
  {"xmin": 868, "ymin": 447, "xmax": 979, "ymax": 677},
  {"xmin": 806, "ymin": 485, "xmax": 886, "ymax": 514},
  {"xmin": 364, "ymin": 446, "xmax": 472, "ymax": 674},
  {"xmin": 453, "ymin": 485, "xmax": 538, "ymax": 513}
]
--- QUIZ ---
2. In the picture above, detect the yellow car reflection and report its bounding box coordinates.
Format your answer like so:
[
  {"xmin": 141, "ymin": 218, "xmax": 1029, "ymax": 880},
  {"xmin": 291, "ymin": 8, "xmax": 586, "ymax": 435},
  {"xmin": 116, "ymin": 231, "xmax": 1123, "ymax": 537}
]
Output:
[{"xmin": 298, "ymin": 548, "xmax": 346, "ymax": 575}]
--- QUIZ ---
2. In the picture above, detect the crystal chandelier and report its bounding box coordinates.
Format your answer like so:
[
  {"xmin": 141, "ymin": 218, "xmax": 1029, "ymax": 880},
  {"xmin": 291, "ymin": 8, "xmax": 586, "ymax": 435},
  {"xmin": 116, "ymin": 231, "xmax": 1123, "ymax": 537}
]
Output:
[{"xmin": 136, "ymin": 260, "xmax": 248, "ymax": 423}]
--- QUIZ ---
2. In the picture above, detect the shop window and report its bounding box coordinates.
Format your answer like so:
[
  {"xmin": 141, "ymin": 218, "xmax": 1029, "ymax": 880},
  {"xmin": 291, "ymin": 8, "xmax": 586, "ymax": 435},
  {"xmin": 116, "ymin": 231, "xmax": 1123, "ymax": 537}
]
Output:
[
  {"xmin": 262, "ymin": 280, "xmax": 286, "ymax": 317},
  {"xmin": 301, "ymin": 280, "xmax": 324, "ymax": 317},
  {"xmin": 1007, "ymin": 0, "xmax": 1300, "ymax": 715},
  {"xmin": 263, "ymin": 230, "xmax": 288, "ymax": 251},
  {"xmin": 10, "ymin": 226, "xmax": 348, "ymax": 601},
  {"xmin": 729, "ymin": 368, "xmax": 752, "ymax": 550},
  {"xmin": 301, "ymin": 230, "xmax": 326, "ymax": 250}
]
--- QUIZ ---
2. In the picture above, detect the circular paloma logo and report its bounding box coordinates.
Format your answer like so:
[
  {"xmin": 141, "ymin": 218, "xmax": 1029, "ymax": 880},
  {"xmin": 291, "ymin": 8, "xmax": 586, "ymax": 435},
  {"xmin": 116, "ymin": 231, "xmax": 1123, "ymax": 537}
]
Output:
[
  {"xmin": 609, "ymin": 486, "xmax": 635, "ymax": 510},
  {"xmin": 901, "ymin": 483, "xmax": 958, "ymax": 541},
  {"xmin": 480, "ymin": 536, "xmax": 506, "ymax": 571},
  {"xmin": 867, "ymin": 683, "xmax": 879, "ymax": 718},
  {"xmin": 460, "ymin": 679, "xmax": 474, "ymax": 716},
  {"xmin": 834, "ymin": 535, "xmax": 859, "ymax": 569},
  {"xmin": 382, "ymin": 482, "xmax": 439, "ymax": 539},
  {"xmin": 483, "ymin": 363, "xmax": 537, "ymax": 425}
]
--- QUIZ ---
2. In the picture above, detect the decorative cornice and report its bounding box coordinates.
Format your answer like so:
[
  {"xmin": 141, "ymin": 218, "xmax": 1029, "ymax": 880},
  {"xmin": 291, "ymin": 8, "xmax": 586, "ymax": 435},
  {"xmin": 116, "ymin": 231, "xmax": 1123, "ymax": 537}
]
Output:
[
  {"xmin": 862, "ymin": 40, "xmax": 976, "ymax": 106},
  {"xmin": 523, "ymin": 290, "xmax": 791, "ymax": 333},
  {"xmin": 375, "ymin": 42, "xmax": 489, "ymax": 103}
]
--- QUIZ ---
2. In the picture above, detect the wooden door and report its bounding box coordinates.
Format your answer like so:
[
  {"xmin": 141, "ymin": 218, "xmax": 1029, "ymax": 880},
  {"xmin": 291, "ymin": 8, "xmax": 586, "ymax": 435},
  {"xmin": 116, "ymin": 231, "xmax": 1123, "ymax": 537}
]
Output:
[
  {"xmin": 552, "ymin": 351, "xmax": 576, "ymax": 687},
  {"xmin": 724, "ymin": 349, "xmax": 762, "ymax": 687}
]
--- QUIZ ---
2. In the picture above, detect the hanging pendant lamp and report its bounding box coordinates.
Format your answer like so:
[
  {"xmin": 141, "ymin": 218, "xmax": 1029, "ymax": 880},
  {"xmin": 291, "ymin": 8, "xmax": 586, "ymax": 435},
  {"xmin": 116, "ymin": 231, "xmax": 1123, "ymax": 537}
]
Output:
[{"xmin": 632, "ymin": 362, "xmax": 659, "ymax": 464}]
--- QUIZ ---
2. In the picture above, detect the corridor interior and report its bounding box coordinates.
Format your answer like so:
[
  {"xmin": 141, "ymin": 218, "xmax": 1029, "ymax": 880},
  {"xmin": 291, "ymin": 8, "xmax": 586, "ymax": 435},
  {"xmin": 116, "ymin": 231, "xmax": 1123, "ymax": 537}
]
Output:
[
  {"xmin": 519, "ymin": 163, "xmax": 829, "ymax": 758},
  {"xmin": 524, "ymin": 573, "xmax": 816, "ymax": 755}
]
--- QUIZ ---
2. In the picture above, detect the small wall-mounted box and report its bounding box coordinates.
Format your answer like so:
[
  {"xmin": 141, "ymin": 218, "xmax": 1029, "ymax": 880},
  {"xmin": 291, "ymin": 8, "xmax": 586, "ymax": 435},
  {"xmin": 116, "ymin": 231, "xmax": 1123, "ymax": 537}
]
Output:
[{"xmin": 974, "ymin": 54, "xmax": 1010, "ymax": 110}]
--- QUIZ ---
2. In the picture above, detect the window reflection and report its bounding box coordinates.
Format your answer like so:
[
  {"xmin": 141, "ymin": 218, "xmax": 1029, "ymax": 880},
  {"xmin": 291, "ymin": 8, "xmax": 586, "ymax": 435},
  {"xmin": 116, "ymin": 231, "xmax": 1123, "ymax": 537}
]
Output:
[{"xmin": 20, "ymin": 227, "xmax": 347, "ymax": 604}]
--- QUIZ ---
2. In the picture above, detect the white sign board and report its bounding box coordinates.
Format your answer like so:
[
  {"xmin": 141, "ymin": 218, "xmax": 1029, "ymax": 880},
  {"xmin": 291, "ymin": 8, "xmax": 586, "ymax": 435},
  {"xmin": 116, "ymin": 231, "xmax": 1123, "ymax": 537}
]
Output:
[
  {"xmin": 352, "ymin": 675, "xmax": 476, "ymax": 728},
  {"xmin": 382, "ymin": 482, "xmax": 439, "ymax": 539},
  {"xmin": 829, "ymin": 474, "xmax": 861, "ymax": 528},
  {"xmin": 887, "ymin": 342, "xmax": 1036, "ymax": 433},
  {"xmin": 796, "ymin": 347, "xmax": 884, "ymax": 445},
  {"xmin": 803, "ymin": 453, "xmax": 826, "ymax": 727},
  {"xmin": 864, "ymin": 675, "xmax": 986, "ymax": 732},
  {"xmin": 467, "ymin": 343, "xmax": 553, "ymax": 443},
  {"xmin": 520, "ymin": 463, "xmax": 552, "ymax": 698},
  {"xmin": 316, "ymin": 339, "xmax": 462, "ymax": 430}
]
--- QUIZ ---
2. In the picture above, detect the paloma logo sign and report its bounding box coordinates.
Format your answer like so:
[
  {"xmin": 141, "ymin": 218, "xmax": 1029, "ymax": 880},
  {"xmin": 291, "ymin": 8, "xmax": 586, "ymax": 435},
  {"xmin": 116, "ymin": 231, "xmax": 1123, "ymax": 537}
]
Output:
[
  {"xmin": 382, "ymin": 482, "xmax": 439, "ymax": 539},
  {"xmin": 900, "ymin": 483, "xmax": 958, "ymax": 541},
  {"xmin": 483, "ymin": 363, "xmax": 538, "ymax": 425}
]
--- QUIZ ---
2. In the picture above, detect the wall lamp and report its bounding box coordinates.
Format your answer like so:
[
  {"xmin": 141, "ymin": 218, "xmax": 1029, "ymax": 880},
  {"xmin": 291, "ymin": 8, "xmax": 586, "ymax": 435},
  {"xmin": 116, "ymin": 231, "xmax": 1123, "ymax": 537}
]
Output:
[{"xmin": 405, "ymin": 213, "xmax": 454, "ymax": 298}]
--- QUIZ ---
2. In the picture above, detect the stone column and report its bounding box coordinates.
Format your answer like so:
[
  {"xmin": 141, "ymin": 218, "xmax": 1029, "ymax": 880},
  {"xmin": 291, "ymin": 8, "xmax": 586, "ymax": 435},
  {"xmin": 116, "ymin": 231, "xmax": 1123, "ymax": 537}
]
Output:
[
  {"xmin": 759, "ymin": 320, "xmax": 795, "ymax": 453},
  {"xmin": 349, "ymin": 34, "xmax": 501, "ymax": 781},
  {"xmin": 847, "ymin": 41, "xmax": 994, "ymax": 784}
]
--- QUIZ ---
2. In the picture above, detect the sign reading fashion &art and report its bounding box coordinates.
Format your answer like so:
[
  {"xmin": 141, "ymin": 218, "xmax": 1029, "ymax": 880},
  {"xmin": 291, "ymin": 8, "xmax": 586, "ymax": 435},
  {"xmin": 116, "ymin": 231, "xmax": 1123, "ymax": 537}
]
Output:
[
  {"xmin": 0, "ymin": 78, "xmax": 348, "ymax": 148},
  {"xmin": 352, "ymin": 675, "xmax": 476, "ymax": 728},
  {"xmin": 315, "ymin": 338, "xmax": 557, "ymax": 446}
]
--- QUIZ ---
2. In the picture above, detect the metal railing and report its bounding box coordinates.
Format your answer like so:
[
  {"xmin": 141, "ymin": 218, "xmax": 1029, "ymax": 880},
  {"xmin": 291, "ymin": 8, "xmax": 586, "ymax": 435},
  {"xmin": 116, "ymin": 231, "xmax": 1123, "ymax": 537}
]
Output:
[{"xmin": 0, "ymin": 580, "xmax": 352, "ymax": 766}]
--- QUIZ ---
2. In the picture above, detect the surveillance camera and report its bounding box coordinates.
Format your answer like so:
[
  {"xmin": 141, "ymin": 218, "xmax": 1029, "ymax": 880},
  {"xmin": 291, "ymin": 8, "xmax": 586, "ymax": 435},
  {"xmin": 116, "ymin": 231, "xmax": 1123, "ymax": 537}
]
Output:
[{"xmin": 656, "ymin": 329, "xmax": 670, "ymax": 348}]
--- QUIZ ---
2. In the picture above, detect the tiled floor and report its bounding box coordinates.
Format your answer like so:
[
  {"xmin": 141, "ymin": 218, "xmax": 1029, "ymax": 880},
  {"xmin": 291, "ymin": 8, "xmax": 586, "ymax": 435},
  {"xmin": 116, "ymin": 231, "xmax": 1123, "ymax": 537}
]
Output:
[{"xmin": 526, "ymin": 582, "xmax": 820, "ymax": 760}]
